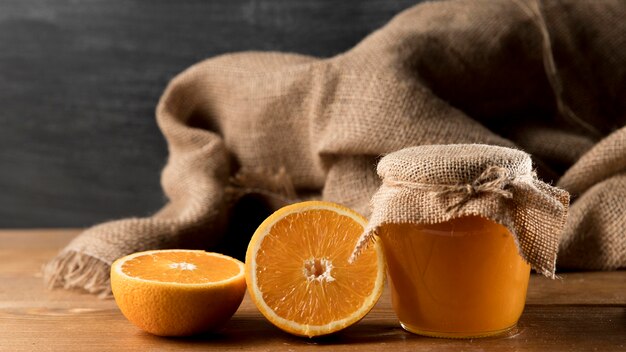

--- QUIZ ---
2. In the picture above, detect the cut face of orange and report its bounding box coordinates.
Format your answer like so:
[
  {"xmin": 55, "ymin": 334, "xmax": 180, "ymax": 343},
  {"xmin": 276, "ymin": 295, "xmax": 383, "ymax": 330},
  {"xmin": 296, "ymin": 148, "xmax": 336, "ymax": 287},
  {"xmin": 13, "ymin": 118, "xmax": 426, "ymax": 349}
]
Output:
[
  {"xmin": 111, "ymin": 250, "xmax": 246, "ymax": 336},
  {"xmin": 245, "ymin": 201, "xmax": 385, "ymax": 337}
]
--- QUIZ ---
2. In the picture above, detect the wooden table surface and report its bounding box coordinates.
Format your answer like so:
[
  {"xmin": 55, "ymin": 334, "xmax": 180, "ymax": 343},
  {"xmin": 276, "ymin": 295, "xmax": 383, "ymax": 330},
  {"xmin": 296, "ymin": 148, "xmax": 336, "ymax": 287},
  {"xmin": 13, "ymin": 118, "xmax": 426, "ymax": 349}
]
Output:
[{"xmin": 1, "ymin": 229, "xmax": 624, "ymax": 351}]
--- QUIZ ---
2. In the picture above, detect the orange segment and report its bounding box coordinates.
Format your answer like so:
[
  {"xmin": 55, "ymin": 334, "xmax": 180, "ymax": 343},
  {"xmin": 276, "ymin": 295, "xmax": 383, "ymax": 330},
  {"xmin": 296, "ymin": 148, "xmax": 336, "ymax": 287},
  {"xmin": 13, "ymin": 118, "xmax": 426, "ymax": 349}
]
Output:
[
  {"xmin": 245, "ymin": 201, "xmax": 385, "ymax": 337},
  {"xmin": 111, "ymin": 250, "xmax": 246, "ymax": 336}
]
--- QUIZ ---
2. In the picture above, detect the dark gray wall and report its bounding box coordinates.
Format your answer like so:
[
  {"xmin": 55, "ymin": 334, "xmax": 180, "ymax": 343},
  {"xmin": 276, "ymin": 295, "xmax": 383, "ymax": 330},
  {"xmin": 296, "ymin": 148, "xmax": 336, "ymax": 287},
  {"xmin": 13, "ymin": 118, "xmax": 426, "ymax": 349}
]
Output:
[{"xmin": 0, "ymin": 0, "xmax": 419, "ymax": 227}]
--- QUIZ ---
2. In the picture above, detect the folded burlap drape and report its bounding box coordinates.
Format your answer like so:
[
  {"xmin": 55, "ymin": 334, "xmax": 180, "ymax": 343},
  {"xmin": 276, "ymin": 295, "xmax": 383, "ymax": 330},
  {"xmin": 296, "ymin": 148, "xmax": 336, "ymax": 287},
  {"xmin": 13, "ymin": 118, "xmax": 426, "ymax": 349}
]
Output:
[{"xmin": 45, "ymin": 0, "xmax": 626, "ymax": 297}]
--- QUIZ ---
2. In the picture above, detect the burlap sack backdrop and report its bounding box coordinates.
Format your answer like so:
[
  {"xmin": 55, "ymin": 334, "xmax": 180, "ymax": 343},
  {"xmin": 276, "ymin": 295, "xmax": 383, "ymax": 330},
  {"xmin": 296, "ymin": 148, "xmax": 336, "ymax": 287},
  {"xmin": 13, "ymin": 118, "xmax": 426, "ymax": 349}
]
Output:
[
  {"xmin": 351, "ymin": 145, "xmax": 570, "ymax": 278},
  {"xmin": 44, "ymin": 0, "xmax": 626, "ymax": 297}
]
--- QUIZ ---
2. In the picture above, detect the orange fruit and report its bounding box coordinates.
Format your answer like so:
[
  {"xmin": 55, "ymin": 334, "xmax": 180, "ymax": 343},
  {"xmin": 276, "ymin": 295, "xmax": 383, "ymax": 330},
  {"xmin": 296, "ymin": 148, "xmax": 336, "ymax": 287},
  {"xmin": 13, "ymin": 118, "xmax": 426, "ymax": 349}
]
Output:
[
  {"xmin": 110, "ymin": 249, "xmax": 246, "ymax": 336},
  {"xmin": 245, "ymin": 201, "xmax": 385, "ymax": 338}
]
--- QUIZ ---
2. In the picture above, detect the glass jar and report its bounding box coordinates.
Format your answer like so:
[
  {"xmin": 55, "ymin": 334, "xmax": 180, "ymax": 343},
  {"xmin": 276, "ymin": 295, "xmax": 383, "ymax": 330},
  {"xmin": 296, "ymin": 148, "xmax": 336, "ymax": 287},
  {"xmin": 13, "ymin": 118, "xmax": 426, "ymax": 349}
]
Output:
[{"xmin": 379, "ymin": 215, "xmax": 531, "ymax": 338}]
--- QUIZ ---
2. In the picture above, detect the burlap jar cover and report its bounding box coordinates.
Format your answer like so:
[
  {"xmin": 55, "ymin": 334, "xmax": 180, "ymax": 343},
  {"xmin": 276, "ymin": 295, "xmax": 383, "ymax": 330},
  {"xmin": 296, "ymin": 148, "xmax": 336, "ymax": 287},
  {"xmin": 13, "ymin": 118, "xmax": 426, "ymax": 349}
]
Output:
[{"xmin": 353, "ymin": 144, "xmax": 570, "ymax": 278}]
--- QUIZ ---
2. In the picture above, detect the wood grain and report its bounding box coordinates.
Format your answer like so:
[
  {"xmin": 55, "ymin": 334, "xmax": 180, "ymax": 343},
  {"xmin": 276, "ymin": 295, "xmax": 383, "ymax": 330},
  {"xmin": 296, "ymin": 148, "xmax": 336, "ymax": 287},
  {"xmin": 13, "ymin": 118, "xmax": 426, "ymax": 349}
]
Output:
[
  {"xmin": 0, "ymin": 0, "xmax": 418, "ymax": 228},
  {"xmin": 1, "ymin": 229, "xmax": 625, "ymax": 351}
]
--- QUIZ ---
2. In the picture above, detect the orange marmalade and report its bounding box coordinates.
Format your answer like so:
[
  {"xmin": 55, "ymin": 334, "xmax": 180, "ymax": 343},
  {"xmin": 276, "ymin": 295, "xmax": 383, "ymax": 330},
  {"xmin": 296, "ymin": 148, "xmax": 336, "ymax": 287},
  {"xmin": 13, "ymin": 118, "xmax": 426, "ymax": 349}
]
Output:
[{"xmin": 379, "ymin": 216, "xmax": 531, "ymax": 338}]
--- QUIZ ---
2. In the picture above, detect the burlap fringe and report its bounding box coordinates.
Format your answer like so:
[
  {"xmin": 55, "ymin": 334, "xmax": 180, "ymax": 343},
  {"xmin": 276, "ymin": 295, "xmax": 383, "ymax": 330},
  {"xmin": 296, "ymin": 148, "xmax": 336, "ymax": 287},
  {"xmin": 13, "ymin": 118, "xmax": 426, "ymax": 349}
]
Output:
[
  {"xmin": 350, "ymin": 229, "xmax": 380, "ymax": 265},
  {"xmin": 43, "ymin": 250, "xmax": 112, "ymax": 299}
]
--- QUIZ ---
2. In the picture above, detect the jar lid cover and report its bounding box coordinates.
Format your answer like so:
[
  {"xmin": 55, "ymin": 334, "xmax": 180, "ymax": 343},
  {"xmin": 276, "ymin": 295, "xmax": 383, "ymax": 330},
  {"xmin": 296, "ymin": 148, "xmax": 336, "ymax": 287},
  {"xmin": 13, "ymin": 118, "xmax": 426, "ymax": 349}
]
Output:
[
  {"xmin": 377, "ymin": 144, "xmax": 532, "ymax": 185},
  {"xmin": 352, "ymin": 144, "xmax": 569, "ymax": 278}
]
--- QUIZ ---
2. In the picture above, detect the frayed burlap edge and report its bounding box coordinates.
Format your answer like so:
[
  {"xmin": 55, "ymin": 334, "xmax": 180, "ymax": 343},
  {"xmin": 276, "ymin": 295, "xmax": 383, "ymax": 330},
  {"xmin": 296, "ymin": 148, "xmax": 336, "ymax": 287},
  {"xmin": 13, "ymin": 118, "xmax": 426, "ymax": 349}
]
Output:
[
  {"xmin": 42, "ymin": 167, "xmax": 298, "ymax": 300},
  {"xmin": 43, "ymin": 250, "xmax": 112, "ymax": 299}
]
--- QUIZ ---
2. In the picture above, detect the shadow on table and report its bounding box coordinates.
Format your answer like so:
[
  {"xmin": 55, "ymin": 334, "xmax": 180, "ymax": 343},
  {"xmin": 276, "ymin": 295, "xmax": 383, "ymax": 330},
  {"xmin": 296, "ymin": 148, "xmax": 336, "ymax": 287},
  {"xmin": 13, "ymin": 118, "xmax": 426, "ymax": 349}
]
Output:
[
  {"xmin": 134, "ymin": 305, "xmax": 626, "ymax": 349},
  {"xmin": 135, "ymin": 316, "xmax": 406, "ymax": 348}
]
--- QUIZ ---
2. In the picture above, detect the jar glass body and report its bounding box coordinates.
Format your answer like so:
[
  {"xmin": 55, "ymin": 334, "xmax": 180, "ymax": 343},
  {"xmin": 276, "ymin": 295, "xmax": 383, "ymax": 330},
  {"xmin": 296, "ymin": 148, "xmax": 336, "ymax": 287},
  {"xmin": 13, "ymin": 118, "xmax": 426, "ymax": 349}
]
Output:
[{"xmin": 379, "ymin": 216, "xmax": 531, "ymax": 338}]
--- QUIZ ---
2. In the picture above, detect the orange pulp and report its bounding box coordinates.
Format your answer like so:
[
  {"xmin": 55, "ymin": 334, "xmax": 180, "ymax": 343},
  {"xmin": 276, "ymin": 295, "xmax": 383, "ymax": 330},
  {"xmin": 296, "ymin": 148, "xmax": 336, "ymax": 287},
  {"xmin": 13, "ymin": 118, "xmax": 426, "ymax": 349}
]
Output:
[{"xmin": 379, "ymin": 216, "xmax": 531, "ymax": 338}]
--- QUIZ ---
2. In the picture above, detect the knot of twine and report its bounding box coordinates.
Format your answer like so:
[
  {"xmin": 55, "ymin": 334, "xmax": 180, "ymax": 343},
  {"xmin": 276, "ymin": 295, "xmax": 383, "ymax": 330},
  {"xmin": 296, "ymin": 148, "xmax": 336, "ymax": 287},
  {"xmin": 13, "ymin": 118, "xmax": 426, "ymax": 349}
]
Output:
[{"xmin": 386, "ymin": 165, "xmax": 515, "ymax": 213}]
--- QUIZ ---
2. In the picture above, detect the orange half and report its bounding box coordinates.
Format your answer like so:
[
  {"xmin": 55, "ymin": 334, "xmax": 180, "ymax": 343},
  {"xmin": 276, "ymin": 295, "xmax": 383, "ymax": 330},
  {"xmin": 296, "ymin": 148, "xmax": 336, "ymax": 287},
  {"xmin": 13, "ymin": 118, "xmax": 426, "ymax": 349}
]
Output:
[
  {"xmin": 111, "ymin": 250, "xmax": 246, "ymax": 336},
  {"xmin": 245, "ymin": 201, "xmax": 385, "ymax": 337}
]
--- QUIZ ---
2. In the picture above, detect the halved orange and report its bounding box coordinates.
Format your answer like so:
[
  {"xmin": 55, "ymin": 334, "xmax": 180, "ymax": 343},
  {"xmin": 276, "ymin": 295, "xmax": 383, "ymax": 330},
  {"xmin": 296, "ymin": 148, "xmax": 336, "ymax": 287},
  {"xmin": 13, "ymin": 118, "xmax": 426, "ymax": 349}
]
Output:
[
  {"xmin": 245, "ymin": 201, "xmax": 385, "ymax": 337},
  {"xmin": 111, "ymin": 250, "xmax": 246, "ymax": 336}
]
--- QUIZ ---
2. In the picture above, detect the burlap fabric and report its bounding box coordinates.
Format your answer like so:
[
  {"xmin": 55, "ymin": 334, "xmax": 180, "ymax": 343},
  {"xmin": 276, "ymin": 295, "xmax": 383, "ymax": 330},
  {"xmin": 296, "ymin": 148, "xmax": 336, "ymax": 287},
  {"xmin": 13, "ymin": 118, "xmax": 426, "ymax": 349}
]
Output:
[
  {"xmin": 352, "ymin": 144, "xmax": 569, "ymax": 277},
  {"xmin": 44, "ymin": 0, "xmax": 626, "ymax": 297}
]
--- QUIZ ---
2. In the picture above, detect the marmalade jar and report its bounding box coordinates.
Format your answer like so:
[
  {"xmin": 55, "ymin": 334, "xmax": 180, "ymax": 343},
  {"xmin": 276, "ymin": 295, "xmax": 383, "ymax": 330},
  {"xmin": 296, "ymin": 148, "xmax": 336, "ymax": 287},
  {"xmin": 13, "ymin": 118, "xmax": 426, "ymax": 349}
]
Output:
[
  {"xmin": 353, "ymin": 145, "xmax": 569, "ymax": 338},
  {"xmin": 379, "ymin": 216, "xmax": 530, "ymax": 338}
]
